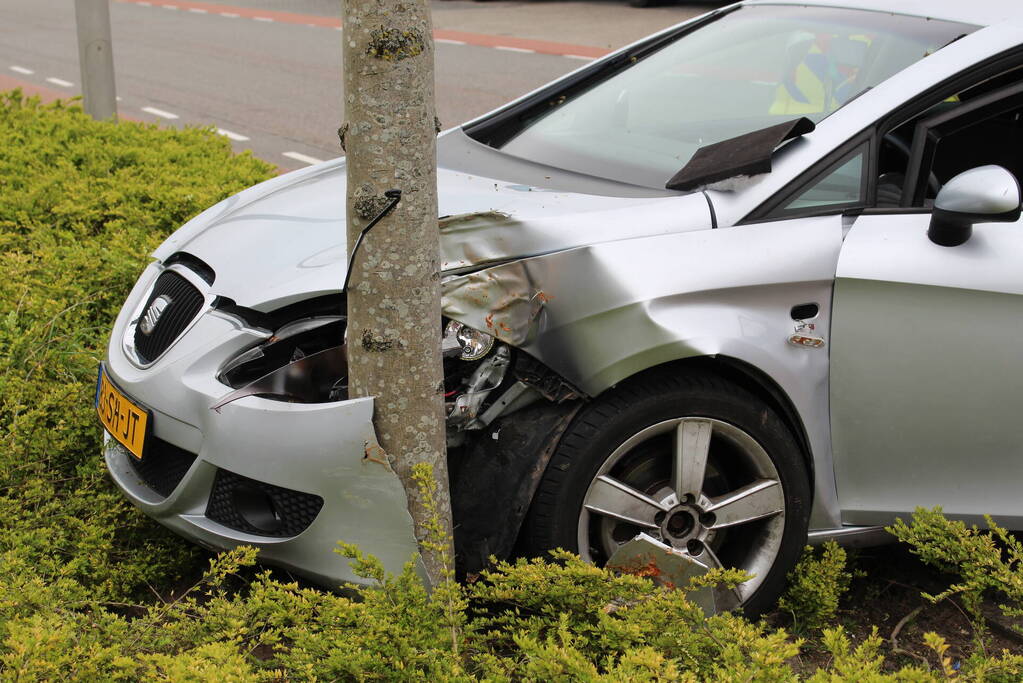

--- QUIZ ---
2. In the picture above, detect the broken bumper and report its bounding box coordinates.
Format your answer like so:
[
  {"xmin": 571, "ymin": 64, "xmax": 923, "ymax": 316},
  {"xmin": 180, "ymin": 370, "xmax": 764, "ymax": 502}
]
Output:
[{"xmin": 103, "ymin": 274, "xmax": 423, "ymax": 586}]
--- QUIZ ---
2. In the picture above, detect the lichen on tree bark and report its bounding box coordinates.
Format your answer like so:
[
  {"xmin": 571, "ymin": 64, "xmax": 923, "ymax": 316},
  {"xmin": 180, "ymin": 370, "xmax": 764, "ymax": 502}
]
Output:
[{"xmin": 341, "ymin": 0, "xmax": 453, "ymax": 584}]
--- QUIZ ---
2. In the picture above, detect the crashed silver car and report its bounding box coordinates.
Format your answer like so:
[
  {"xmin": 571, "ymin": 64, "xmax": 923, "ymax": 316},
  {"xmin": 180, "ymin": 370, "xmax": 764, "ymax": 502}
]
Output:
[{"xmin": 98, "ymin": 0, "xmax": 1023, "ymax": 613}]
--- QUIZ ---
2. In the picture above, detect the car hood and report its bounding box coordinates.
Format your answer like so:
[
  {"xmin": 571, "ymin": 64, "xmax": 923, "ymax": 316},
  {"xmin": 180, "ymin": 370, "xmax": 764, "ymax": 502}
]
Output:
[{"xmin": 153, "ymin": 137, "xmax": 714, "ymax": 311}]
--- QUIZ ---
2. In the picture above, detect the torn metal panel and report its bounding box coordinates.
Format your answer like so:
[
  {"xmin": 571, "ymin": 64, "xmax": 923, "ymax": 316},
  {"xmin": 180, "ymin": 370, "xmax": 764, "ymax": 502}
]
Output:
[
  {"xmin": 606, "ymin": 533, "xmax": 719, "ymax": 615},
  {"xmin": 442, "ymin": 260, "xmax": 549, "ymax": 347}
]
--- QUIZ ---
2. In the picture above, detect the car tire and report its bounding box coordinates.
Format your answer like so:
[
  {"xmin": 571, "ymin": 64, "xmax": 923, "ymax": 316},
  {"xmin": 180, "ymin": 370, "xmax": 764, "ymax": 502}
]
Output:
[{"xmin": 520, "ymin": 370, "xmax": 810, "ymax": 616}]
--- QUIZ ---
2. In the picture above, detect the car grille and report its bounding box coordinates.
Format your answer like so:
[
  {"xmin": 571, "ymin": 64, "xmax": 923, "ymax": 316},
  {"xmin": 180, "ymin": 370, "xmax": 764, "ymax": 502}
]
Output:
[
  {"xmin": 205, "ymin": 468, "xmax": 324, "ymax": 538},
  {"xmin": 133, "ymin": 271, "xmax": 205, "ymax": 364},
  {"xmin": 125, "ymin": 437, "xmax": 197, "ymax": 498}
]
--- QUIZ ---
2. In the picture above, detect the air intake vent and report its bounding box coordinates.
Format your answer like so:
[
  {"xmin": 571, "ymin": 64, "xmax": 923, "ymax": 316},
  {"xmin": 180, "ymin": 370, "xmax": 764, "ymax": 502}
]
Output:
[
  {"xmin": 133, "ymin": 271, "xmax": 205, "ymax": 363},
  {"xmin": 125, "ymin": 437, "xmax": 197, "ymax": 498},
  {"xmin": 206, "ymin": 469, "xmax": 324, "ymax": 538}
]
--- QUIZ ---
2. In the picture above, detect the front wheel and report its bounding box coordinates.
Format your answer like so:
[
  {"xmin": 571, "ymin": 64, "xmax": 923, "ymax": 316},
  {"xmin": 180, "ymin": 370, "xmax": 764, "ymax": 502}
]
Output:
[{"xmin": 520, "ymin": 372, "xmax": 811, "ymax": 615}]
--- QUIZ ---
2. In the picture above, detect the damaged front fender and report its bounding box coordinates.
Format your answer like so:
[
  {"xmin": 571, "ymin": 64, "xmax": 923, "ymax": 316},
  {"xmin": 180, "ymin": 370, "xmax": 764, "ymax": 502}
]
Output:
[
  {"xmin": 441, "ymin": 214, "xmax": 846, "ymax": 533},
  {"xmin": 441, "ymin": 216, "xmax": 842, "ymax": 398},
  {"xmin": 442, "ymin": 260, "xmax": 550, "ymax": 348}
]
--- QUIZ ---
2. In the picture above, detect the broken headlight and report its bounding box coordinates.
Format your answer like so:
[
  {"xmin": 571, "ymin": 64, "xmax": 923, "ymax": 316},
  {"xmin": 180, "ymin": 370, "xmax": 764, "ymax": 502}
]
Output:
[
  {"xmin": 213, "ymin": 316, "xmax": 348, "ymax": 409},
  {"xmin": 443, "ymin": 320, "xmax": 494, "ymax": 361}
]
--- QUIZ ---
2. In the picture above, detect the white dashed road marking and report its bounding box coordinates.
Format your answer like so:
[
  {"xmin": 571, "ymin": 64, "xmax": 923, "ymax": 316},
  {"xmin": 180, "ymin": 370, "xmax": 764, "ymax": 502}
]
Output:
[
  {"xmin": 217, "ymin": 128, "xmax": 250, "ymax": 142},
  {"xmin": 10, "ymin": 66, "xmax": 33, "ymax": 75},
  {"xmin": 67, "ymin": 0, "xmax": 613, "ymax": 164},
  {"xmin": 282, "ymin": 152, "xmax": 324, "ymax": 166},
  {"xmin": 141, "ymin": 106, "xmax": 179, "ymax": 120},
  {"xmin": 120, "ymin": 0, "xmax": 612, "ymax": 62}
]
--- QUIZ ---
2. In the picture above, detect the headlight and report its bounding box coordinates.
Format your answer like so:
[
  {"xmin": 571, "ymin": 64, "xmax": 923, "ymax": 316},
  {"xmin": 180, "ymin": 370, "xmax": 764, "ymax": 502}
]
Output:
[
  {"xmin": 443, "ymin": 320, "xmax": 495, "ymax": 361},
  {"xmin": 213, "ymin": 316, "xmax": 348, "ymax": 409}
]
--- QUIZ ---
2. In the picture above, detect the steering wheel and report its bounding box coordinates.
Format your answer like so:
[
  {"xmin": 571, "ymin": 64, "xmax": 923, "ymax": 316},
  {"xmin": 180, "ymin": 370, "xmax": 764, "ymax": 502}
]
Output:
[{"xmin": 881, "ymin": 130, "xmax": 942, "ymax": 199}]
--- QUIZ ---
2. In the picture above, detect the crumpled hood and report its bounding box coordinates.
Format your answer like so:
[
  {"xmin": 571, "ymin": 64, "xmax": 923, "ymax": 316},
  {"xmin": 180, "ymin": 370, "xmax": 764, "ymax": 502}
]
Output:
[{"xmin": 153, "ymin": 143, "xmax": 713, "ymax": 311}]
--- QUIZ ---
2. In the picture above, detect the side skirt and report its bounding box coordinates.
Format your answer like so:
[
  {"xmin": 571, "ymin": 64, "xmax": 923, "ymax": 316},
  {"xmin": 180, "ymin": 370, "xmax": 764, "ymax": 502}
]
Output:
[{"xmin": 807, "ymin": 525, "xmax": 893, "ymax": 548}]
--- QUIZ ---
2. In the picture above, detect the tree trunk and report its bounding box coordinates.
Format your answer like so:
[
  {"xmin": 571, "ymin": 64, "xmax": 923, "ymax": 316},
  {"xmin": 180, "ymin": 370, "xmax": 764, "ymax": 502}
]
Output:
[{"xmin": 341, "ymin": 0, "xmax": 452, "ymax": 583}]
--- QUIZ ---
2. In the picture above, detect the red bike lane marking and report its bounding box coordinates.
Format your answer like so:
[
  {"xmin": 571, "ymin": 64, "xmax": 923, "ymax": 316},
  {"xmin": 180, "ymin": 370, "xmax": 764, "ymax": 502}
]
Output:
[
  {"xmin": 0, "ymin": 73, "xmax": 70, "ymax": 102},
  {"xmin": 114, "ymin": 0, "xmax": 611, "ymax": 58},
  {"xmin": 0, "ymin": 73, "xmax": 140, "ymax": 121}
]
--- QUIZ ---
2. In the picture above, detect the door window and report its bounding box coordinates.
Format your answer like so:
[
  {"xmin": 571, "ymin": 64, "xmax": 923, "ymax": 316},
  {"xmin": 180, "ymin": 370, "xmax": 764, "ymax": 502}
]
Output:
[{"xmin": 882, "ymin": 73, "xmax": 1023, "ymax": 207}]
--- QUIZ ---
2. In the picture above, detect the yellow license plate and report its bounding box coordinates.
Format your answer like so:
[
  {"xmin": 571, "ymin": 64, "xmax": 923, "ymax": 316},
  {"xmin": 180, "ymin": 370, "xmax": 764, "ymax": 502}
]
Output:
[{"xmin": 96, "ymin": 366, "xmax": 149, "ymax": 460}]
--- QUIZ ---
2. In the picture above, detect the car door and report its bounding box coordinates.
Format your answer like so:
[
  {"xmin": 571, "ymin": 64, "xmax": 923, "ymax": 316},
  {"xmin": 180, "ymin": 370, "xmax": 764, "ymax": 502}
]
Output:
[{"xmin": 829, "ymin": 79, "xmax": 1023, "ymax": 529}]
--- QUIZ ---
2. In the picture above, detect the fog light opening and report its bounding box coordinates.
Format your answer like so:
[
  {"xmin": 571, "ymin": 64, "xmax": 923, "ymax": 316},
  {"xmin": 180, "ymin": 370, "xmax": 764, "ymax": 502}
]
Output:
[{"xmin": 232, "ymin": 484, "xmax": 283, "ymax": 533}]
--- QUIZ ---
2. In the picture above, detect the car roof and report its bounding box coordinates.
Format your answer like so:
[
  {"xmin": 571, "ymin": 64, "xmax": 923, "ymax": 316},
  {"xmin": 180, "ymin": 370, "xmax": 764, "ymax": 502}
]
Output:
[{"xmin": 742, "ymin": 0, "xmax": 1023, "ymax": 27}]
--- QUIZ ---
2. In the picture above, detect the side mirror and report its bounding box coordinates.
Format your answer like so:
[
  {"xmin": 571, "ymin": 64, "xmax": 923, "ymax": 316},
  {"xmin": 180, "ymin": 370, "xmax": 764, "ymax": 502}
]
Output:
[{"xmin": 928, "ymin": 165, "xmax": 1021, "ymax": 246}]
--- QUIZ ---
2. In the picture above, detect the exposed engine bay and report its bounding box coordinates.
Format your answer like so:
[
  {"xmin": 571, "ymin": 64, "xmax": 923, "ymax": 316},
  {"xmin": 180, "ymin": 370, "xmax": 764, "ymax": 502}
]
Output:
[{"xmin": 210, "ymin": 300, "xmax": 579, "ymax": 448}]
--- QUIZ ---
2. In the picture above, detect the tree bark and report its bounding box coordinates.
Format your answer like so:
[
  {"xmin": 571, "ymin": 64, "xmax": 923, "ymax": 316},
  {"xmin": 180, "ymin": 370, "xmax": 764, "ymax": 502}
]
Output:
[{"xmin": 341, "ymin": 0, "xmax": 452, "ymax": 583}]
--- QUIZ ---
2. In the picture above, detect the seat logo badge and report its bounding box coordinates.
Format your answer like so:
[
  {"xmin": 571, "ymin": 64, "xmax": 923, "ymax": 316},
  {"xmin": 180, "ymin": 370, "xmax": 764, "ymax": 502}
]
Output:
[
  {"xmin": 140, "ymin": 295, "xmax": 173, "ymax": 336},
  {"xmin": 788, "ymin": 320, "xmax": 825, "ymax": 349}
]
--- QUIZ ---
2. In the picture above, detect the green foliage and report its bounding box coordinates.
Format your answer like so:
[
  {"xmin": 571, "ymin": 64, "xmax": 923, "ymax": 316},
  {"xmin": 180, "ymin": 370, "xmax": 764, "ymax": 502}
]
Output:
[
  {"xmin": 0, "ymin": 89, "xmax": 276, "ymax": 610},
  {"xmin": 778, "ymin": 542, "xmax": 854, "ymax": 633},
  {"xmin": 889, "ymin": 508, "xmax": 1023, "ymax": 636},
  {"xmin": 3, "ymin": 90, "xmax": 1023, "ymax": 680}
]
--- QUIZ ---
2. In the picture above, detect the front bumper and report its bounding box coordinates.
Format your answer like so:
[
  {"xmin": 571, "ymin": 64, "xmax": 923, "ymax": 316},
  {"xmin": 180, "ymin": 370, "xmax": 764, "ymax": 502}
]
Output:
[{"xmin": 103, "ymin": 265, "xmax": 424, "ymax": 586}]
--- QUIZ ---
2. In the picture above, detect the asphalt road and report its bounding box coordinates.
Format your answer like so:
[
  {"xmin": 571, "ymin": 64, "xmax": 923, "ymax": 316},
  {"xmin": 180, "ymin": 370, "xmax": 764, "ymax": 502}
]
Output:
[{"xmin": 0, "ymin": 0, "xmax": 721, "ymax": 171}]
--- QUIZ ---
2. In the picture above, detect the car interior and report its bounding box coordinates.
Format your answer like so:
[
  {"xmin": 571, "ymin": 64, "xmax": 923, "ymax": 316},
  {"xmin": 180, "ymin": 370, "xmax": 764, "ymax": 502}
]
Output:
[{"xmin": 879, "ymin": 66, "xmax": 1023, "ymax": 209}]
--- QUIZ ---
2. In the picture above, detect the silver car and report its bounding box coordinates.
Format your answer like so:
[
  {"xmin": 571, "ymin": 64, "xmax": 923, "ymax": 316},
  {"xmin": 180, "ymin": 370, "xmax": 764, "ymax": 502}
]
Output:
[{"xmin": 98, "ymin": 0, "xmax": 1023, "ymax": 613}]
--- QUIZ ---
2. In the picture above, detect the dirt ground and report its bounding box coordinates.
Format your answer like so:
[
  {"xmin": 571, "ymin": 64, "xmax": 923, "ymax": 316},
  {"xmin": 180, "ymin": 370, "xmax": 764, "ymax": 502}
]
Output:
[{"xmin": 768, "ymin": 544, "xmax": 1023, "ymax": 673}]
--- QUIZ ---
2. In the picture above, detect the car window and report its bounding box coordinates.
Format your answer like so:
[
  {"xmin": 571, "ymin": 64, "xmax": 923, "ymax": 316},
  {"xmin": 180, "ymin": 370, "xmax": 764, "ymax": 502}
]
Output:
[
  {"xmin": 493, "ymin": 6, "xmax": 974, "ymax": 190},
  {"xmin": 883, "ymin": 73, "xmax": 1023, "ymax": 207},
  {"xmin": 778, "ymin": 148, "xmax": 866, "ymax": 214}
]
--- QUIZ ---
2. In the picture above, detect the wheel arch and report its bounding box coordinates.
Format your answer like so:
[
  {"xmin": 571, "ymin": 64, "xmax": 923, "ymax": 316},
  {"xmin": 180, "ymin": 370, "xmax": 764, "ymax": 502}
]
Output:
[
  {"xmin": 578, "ymin": 354, "xmax": 816, "ymax": 510},
  {"xmin": 667, "ymin": 355, "xmax": 816, "ymax": 494},
  {"xmin": 451, "ymin": 352, "xmax": 817, "ymax": 574},
  {"xmin": 514, "ymin": 353, "xmax": 814, "ymax": 614}
]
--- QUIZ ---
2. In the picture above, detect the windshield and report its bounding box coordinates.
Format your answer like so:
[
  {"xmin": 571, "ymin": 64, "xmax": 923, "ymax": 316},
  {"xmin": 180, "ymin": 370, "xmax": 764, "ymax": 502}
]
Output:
[{"xmin": 495, "ymin": 6, "xmax": 975, "ymax": 189}]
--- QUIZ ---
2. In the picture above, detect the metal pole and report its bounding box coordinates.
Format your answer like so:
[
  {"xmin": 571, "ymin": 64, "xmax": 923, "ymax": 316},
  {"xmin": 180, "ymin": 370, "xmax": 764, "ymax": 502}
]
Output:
[{"xmin": 74, "ymin": 0, "xmax": 117, "ymax": 121}]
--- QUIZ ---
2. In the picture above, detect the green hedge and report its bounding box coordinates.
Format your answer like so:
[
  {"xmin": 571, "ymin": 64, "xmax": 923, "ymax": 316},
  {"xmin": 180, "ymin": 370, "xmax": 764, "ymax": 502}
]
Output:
[
  {"xmin": 1, "ymin": 90, "xmax": 1021, "ymax": 680},
  {"xmin": 0, "ymin": 90, "xmax": 275, "ymax": 608}
]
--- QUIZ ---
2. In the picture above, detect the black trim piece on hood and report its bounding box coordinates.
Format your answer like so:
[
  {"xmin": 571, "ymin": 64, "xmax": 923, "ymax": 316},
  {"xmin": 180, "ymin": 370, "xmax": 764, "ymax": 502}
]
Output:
[
  {"xmin": 164, "ymin": 251, "xmax": 216, "ymax": 285},
  {"xmin": 213, "ymin": 295, "xmax": 346, "ymax": 332},
  {"xmin": 212, "ymin": 297, "xmax": 275, "ymax": 331},
  {"xmin": 461, "ymin": 6, "xmax": 734, "ymax": 150}
]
